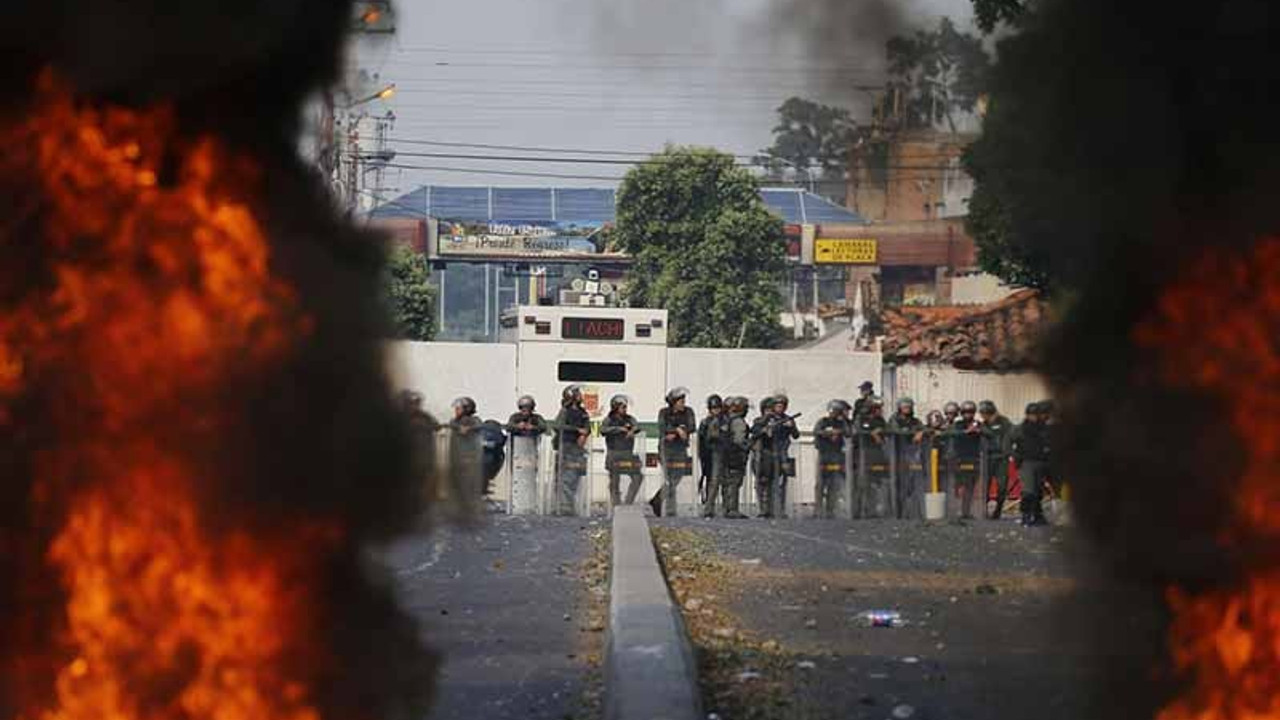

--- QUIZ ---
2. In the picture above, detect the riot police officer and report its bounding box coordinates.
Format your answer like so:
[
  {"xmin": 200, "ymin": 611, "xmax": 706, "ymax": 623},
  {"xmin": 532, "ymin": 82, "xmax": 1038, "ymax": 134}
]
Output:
[
  {"xmin": 601, "ymin": 395, "xmax": 643, "ymax": 507},
  {"xmin": 753, "ymin": 394, "xmax": 799, "ymax": 518},
  {"xmin": 506, "ymin": 395, "xmax": 549, "ymax": 438},
  {"xmin": 855, "ymin": 396, "xmax": 890, "ymax": 517},
  {"xmin": 651, "ymin": 387, "xmax": 696, "ymax": 517},
  {"xmin": 1013, "ymin": 401, "xmax": 1052, "ymax": 526},
  {"xmin": 698, "ymin": 394, "xmax": 725, "ymax": 515},
  {"xmin": 888, "ymin": 397, "xmax": 926, "ymax": 519},
  {"xmin": 721, "ymin": 396, "xmax": 752, "ymax": 519},
  {"xmin": 951, "ymin": 400, "xmax": 983, "ymax": 520},
  {"xmin": 852, "ymin": 381, "xmax": 875, "ymax": 422},
  {"xmin": 450, "ymin": 396, "xmax": 484, "ymax": 495},
  {"xmin": 943, "ymin": 401, "xmax": 961, "ymax": 428},
  {"xmin": 553, "ymin": 385, "xmax": 591, "ymax": 516},
  {"xmin": 813, "ymin": 400, "xmax": 853, "ymax": 519},
  {"xmin": 978, "ymin": 400, "xmax": 1014, "ymax": 520}
]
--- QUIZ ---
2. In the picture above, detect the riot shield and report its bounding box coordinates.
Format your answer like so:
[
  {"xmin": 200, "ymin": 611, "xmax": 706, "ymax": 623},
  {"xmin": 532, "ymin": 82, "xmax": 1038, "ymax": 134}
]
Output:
[
  {"xmin": 508, "ymin": 434, "xmax": 542, "ymax": 515},
  {"xmin": 979, "ymin": 435, "xmax": 991, "ymax": 519},
  {"xmin": 886, "ymin": 434, "xmax": 900, "ymax": 519},
  {"xmin": 554, "ymin": 435, "xmax": 590, "ymax": 517},
  {"xmin": 842, "ymin": 435, "xmax": 856, "ymax": 520},
  {"xmin": 440, "ymin": 425, "xmax": 483, "ymax": 521}
]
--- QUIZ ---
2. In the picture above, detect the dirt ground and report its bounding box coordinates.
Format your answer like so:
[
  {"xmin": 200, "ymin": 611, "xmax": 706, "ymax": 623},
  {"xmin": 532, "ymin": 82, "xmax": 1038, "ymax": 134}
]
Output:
[{"xmin": 653, "ymin": 517, "xmax": 1130, "ymax": 720}]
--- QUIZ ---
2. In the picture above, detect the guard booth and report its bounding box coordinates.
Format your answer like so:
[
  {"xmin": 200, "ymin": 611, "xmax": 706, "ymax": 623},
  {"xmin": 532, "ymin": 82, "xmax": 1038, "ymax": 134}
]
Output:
[{"xmin": 500, "ymin": 304, "xmax": 670, "ymax": 515}]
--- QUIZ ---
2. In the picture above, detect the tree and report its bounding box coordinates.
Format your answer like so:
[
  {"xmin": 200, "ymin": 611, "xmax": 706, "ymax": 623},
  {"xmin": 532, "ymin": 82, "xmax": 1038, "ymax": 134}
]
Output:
[
  {"xmin": 885, "ymin": 17, "xmax": 990, "ymax": 133},
  {"xmin": 756, "ymin": 97, "xmax": 860, "ymax": 199},
  {"xmin": 616, "ymin": 147, "xmax": 786, "ymax": 348},
  {"xmin": 383, "ymin": 245, "xmax": 436, "ymax": 340},
  {"xmin": 971, "ymin": 0, "xmax": 1029, "ymax": 33}
]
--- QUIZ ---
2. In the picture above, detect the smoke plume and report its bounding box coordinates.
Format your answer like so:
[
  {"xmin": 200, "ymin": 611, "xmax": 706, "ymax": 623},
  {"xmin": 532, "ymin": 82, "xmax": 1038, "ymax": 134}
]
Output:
[
  {"xmin": 971, "ymin": 0, "xmax": 1280, "ymax": 717},
  {"xmin": 0, "ymin": 2, "xmax": 437, "ymax": 719}
]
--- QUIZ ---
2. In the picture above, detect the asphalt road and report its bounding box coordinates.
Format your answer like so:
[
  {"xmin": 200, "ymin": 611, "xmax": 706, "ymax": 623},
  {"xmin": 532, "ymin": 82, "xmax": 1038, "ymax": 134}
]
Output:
[
  {"xmin": 654, "ymin": 516, "xmax": 1135, "ymax": 720},
  {"xmin": 382, "ymin": 515, "xmax": 606, "ymax": 720}
]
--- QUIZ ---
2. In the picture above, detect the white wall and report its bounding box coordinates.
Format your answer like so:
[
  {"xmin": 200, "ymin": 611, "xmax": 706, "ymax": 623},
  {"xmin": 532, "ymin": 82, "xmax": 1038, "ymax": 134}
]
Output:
[
  {"xmin": 890, "ymin": 362, "xmax": 1049, "ymax": 419},
  {"xmin": 667, "ymin": 348, "xmax": 881, "ymax": 421},
  {"xmin": 386, "ymin": 341, "xmax": 517, "ymax": 421}
]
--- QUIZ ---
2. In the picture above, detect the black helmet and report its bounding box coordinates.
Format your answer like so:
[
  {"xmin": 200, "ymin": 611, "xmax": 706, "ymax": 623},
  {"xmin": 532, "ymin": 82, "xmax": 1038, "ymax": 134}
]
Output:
[
  {"xmin": 728, "ymin": 396, "xmax": 749, "ymax": 414},
  {"xmin": 517, "ymin": 394, "xmax": 536, "ymax": 411},
  {"xmin": 666, "ymin": 386, "xmax": 689, "ymax": 405},
  {"xmin": 859, "ymin": 381, "xmax": 874, "ymax": 392},
  {"xmin": 959, "ymin": 400, "xmax": 977, "ymax": 415},
  {"xmin": 1026, "ymin": 402, "xmax": 1041, "ymax": 416},
  {"xmin": 707, "ymin": 394, "xmax": 724, "ymax": 410},
  {"xmin": 978, "ymin": 400, "xmax": 997, "ymax": 415},
  {"xmin": 826, "ymin": 399, "xmax": 850, "ymax": 414},
  {"xmin": 897, "ymin": 397, "xmax": 915, "ymax": 412},
  {"xmin": 943, "ymin": 401, "xmax": 959, "ymax": 415},
  {"xmin": 759, "ymin": 396, "xmax": 773, "ymax": 414},
  {"xmin": 399, "ymin": 389, "xmax": 423, "ymax": 406},
  {"xmin": 926, "ymin": 409, "xmax": 945, "ymax": 427},
  {"xmin": 1039, "ymin": 399, "xmax": 1055, "ymax": 415},
  {"xmin": 452, "ymin": 396, "xmax": 477, "ymax": 415},
  {"xmin": 562, "ymin": 385, "xmax": 583, "ymax": 406},
  {"xmin": 868, "ymin": 395, "xmax": 884, "ymax": 408},
  {"xmin": 773, "ymin": 393, "xmax": 789, "ymax": 409},
  {"xmin": 610, "ymin": 394, "xmax": 631, "ymax": 411}
]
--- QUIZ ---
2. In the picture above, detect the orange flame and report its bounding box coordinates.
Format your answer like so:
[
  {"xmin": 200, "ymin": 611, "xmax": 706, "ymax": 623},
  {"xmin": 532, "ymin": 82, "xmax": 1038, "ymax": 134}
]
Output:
[
  {"xmin": 1, "ymin": 73, "xmax": 339, "ymax": 719},
  {"xmin": 1136, "ymin": 238, "xmax": 1280, "ymax": 720}
]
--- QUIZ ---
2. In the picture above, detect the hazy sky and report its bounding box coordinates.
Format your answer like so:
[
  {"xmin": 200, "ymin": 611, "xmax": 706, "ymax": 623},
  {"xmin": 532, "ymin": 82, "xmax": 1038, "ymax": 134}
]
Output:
[{"xmin": 351, "ymin": 0, "xmax": 976, "ymax": 196}]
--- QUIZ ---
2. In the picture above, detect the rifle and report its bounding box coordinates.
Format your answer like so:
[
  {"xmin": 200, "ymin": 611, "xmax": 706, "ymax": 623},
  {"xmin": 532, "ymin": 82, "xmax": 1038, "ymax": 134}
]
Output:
[{"xmin": 751, "ymin": 412, "xmax": 803, "ymax": 442}]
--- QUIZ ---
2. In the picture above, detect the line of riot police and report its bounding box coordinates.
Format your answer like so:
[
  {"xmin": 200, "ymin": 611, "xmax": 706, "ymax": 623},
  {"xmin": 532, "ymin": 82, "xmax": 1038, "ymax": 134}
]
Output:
[{"xmin": 402, "ymin": 384, "xmax": 1057, "ymax": 524}]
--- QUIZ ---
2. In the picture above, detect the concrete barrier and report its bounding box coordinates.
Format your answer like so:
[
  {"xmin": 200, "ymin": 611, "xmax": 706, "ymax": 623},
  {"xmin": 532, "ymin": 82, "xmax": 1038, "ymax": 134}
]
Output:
[{"xmin": 605, "ymin": 506, "xmax": 703, "ymax": 720}]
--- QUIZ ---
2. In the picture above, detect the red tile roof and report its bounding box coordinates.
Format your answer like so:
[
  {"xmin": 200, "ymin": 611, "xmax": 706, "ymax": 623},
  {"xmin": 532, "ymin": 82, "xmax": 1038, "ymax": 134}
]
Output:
[{"xmin": 881, "ymin": 289, "xmax": 1048, "ymax": 370}]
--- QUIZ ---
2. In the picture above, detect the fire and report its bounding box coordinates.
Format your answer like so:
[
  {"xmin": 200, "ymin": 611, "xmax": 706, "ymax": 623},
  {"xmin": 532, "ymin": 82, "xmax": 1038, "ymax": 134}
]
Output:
[
  {"xmin": 1135, "ymin": 238, "xmax": 1280, "ymax": 720},
  {"xmin": 0, "ymin": 73, "xmax": 338, "ymax": 719}
]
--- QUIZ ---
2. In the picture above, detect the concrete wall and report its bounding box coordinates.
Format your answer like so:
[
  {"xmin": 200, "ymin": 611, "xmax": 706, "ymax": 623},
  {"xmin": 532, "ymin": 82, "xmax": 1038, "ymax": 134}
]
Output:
[
  {"xmin": 890, "ymin": 362, "xmax": 1050, "ymax": 419},
  {"xmin": 386, "ymin": 341, "xmax": 517, "ymax": 421}
]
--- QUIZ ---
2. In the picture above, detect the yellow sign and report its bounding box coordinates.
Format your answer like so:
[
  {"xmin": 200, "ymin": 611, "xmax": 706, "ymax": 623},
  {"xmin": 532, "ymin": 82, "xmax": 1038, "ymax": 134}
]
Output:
[{"xmin": 814, "ymin": 238, "xmax": 877, "ymax": 265}]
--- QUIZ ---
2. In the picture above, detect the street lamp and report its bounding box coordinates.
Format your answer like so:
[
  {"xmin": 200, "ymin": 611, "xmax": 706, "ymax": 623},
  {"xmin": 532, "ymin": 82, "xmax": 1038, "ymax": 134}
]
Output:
[{"xmin": 344, "ymin": 83, "xmax": 395, "ymax": 109}]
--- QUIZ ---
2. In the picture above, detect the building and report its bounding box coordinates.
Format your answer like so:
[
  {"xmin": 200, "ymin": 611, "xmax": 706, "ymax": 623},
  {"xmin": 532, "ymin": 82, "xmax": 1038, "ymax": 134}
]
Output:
[
  {"xmin": 847, "ymin": 128, "xmax": 979, "ymax": 223},
  {"xmin": 369, "ymin": 185, "xmax": 864, "ymax": 341}
]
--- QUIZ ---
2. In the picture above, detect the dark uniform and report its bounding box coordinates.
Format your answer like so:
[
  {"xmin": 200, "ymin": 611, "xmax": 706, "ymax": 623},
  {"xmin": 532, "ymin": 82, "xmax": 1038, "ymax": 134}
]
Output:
[
  {"xmin": 449, "ymin": 397, "xmax": 485, "ymax": 495},
  {"xmin": 697, "ymin": 395, "xmax": 725, "ymax": 516},
  {"xmin": 655, "ymin": 388, "xmax": 696, "ymax": 517},
  {"xmin": 950, "ymin": 401, "xmax": 983, "ymax": 520},
  {"xmin": 887, "ymin": 399, "xmax": 926, "ymax": 519},
  {"xmin": 754, "ymin": 397, "xmax": 799, "ymax": 518},
  {"xmin": 978, "ymin": 400, "xmax": 1015, "ymax": 519},
  {"xmin": 553, "ymin": 387, "xmax": 591, "ymax": 515},
  {"xmin": 506, "ymin": 409, "xmax": 549, "ymax": 439},
  {"xmin": 813, "ymin": 401, "xmax": 852, "ymax": 519},
  {"xmin": 1013, "ymin": 402, "xmax": 1052, "ymax": 526},
  {"xmin": 851, "ymin": 381, "xmax": 875, "ymax": 422},
  {"xmin": 854, "ymin": 401, "xmax": 890, "ymax": 518},
  {"xmin": 601, "ymin": 397, "xmax": 643, "ymax": 507},
  {"xmin": 720, "ymin": 397, "xmax": 752, "ymax": 519}
]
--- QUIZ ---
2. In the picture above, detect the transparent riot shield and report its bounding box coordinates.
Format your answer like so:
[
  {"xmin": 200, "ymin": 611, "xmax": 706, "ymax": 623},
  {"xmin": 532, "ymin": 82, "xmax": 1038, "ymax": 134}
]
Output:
[
  {"xmin": 842, "ymin": 435, "xmax": 856, "ymax": 520},
  {"xmin": 439, "ymin": 425, "xmax": 483, "ymax": 522},
  {"xmin": 508, "ymin": 433, "xmax": 542, "ymax": 515},
  {"xmin": 978, "ymin": 435, "xmax": 991, "ymax": 520},
  {"xmin": 553, "ymin": 433, "xmax": 591, "ymax": 517},
  {"xmin": 886, "ymin": 434, "xmax": 900, "ymax": 519},
  {"xmin": 865, "ymin": 431, "xmax": 893, "ymax": 518},
  {"xmin": 944, "ymin": 431, "xmax": 959, "ymax": 519},
  {"xmin": 579, "ymin": 431, "xmax": 600, "ymax": 518}
]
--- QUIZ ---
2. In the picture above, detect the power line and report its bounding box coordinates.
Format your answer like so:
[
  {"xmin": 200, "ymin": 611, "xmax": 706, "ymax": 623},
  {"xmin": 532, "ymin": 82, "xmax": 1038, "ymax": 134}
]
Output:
[
  {"xmin": 381, "ymin": 137, "xmax": 968, "ymax": 163},
  {"xmin": 382, "ymin": 162, "xmax": 626, "ymax": 181},
  {"xmin": 363, "ymin": 150, "xmax": 962, "ymax": 172}
]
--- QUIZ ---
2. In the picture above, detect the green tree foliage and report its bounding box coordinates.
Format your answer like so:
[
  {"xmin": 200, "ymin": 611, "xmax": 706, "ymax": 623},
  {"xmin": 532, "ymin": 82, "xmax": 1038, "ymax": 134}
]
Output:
[
  {"xmin": 756, "ymin": 97, "xmax": 860, "ymax": 199},
  {"xmin": 972, "ymin": 0, "xmax": 1029, "ymax": 33},
  {"xmin": 885, "ymin": 17, "xmax": 990, "ymax": 132},
  {"xmin": 616, "ymin": 147, "xmax": 786, "ymax": 348},
  {"xmin": 383, "ymin": 245, "xmax": 436, "ymax": 341}
]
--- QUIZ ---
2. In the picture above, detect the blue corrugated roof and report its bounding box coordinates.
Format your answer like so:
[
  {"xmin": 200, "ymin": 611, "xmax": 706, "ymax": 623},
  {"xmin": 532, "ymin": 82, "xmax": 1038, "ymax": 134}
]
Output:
[{"xmin": 370, "ymin": 185, "xmax": 863, "ymax": 225}]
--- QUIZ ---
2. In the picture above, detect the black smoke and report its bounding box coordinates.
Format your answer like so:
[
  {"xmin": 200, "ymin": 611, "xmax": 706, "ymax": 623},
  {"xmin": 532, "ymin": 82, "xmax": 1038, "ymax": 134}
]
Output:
[
  {"xmin": 0, "ymin": 2, "xmax": 437, "ymax": 719},
  {"xmin": 970, "ymin": 0, "xmax": 1280, "ymax": 717}
]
